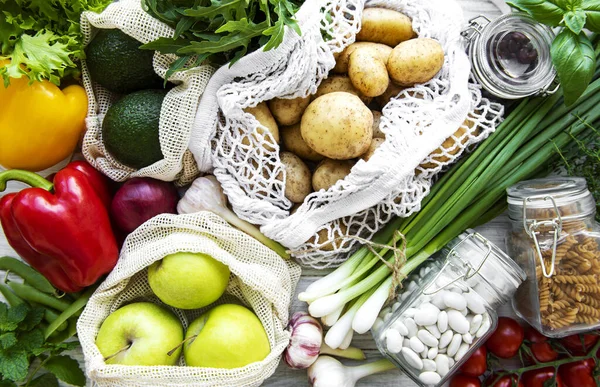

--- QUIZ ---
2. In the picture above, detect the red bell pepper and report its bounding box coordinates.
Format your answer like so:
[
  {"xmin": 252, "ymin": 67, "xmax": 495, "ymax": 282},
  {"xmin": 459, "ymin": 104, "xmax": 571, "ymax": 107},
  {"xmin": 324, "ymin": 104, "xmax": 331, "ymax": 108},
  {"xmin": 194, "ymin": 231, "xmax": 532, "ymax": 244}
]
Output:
[{"xmin": 0, "ymin": 164, "xmax": 118, "ymax": 293}]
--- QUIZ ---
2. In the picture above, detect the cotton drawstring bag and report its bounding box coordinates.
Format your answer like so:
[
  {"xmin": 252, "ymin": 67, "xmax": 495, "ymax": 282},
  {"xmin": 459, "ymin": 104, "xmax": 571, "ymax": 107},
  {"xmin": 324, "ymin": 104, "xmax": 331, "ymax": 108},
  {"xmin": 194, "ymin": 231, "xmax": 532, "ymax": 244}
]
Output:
[
  {"xmin": 77, "ymin": 212, "xmax": 300, "ymax": 386},
  {"xmin": 189, "ymin": 0, "xmax": 504, "ymax": 267},
  {"xmin": 81, "ymin": 0, "xmax": 215, "ymax": 185}
]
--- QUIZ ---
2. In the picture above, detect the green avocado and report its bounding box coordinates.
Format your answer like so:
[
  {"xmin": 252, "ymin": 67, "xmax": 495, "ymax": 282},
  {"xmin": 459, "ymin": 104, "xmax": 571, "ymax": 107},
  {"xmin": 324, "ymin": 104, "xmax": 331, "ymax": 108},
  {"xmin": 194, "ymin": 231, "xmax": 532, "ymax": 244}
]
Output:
[
  {"xmin": 102, "ymin": 89, "xmax": 167, "ymax": 169},
  {"xmin": 86, "ymin": 29, "xmax": 163, "ymax": 94}
]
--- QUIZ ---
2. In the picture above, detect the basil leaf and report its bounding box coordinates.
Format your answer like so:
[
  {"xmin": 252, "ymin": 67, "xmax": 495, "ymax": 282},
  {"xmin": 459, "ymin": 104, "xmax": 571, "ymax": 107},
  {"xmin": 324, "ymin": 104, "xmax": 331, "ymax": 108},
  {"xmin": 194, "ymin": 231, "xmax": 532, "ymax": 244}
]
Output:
[
  {"xmin": 582, "ymin": 0, "xmax": 600, "ymax": 31},
  {"xmin": 564, "ymin": 9, "xmax": 587, "ymax": 33},
  {"xmin": 555, "ymin": 0, "xmax": 582, "ymax": 10},
  {"xmin": 506, "ymin": 0, "xmax": 566, "ymax": 26},
  {"xmin": 551, "ymin": 29, "xmax": 595, "ymax": 106}
]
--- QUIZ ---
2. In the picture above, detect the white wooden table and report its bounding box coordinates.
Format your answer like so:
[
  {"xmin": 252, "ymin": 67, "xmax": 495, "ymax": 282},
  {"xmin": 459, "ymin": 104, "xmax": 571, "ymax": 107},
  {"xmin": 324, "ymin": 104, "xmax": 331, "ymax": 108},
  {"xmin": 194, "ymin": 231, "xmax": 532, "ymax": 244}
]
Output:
[{"xmin": 0, "ymin": 1, "xmax": 509, "ymax": 385}]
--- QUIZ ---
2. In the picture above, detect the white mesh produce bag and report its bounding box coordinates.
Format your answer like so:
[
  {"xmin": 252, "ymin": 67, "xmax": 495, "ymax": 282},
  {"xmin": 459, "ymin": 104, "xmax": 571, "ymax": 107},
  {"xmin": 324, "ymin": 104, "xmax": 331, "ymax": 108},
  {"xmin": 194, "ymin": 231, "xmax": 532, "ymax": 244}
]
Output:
[
  {"xmin": 77, "ymin": 212, "xmax": 300, "ymax": 387},
  {"xmin": 81, "ymin": 0, "xmax": 215, "ymax": 185},
  {"xmin": 190, "ymin": 0, "xmax": 504, "ymax": 267}
]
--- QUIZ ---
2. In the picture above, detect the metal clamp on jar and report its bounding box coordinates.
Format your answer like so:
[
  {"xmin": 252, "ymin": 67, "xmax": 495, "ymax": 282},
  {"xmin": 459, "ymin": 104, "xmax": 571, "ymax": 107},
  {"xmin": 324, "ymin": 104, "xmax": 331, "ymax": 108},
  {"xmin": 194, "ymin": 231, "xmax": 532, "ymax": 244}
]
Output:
[
  {"xmin": 508, "ymin": 177, "xmax": 600, "ymax": 337},
  {"xmin": 373, "ymin": 230, "xmax": 526, "ymax": 386},
  {"xmin": 462, "ymin": 12, "xmax": 558, "ymax": 99}
]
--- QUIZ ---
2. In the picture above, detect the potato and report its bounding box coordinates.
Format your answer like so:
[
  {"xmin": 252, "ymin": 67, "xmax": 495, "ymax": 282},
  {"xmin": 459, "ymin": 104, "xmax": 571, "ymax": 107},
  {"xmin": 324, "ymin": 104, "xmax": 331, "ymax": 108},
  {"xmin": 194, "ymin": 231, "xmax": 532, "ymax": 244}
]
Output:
[
  {"xmin": 314, "ymin": 75, "xmax": 371, "ymax": 104},
  {"xmin": 243, "ymin": 102, "xmax": 279, "ymax": 149},
  {"xmin": 348, "ymin": 47, "xmax": 389, "ymax": 97},
  {"xmin": 280, "ymin": 151, "xmax": 312, "ymax": 203},
  {"xmin": 387, "ymin": 38, "xmax": 445, "ymax": 86},
  {"xmin": 307, "ymin": 223, "xmax": 349, "ymax": 251},
  {"xmin": 371, "ymin": 111, "xmax": 385, "ymax": 139},
  {"xmin": 301, "ymin": 92, "xmax": 373, "ymax": 160},
  {"xmin": 268, "ymin": 96, "xmax": 311, "ymax": 126},
  {"xmin": 281, "ymin": 123, "xmax": 324, "ymax": 161},
  {"xmin": 376, "ymin": 82, "xmax": 405, "ymax": 106},
  {"xmin": 333, "ymin": 42, "xmax": 392, "ymax": 74},
  {"xmin": 360, "ymin": 138, "xmax": 385, "ymax": 161},
  {"xmin": 312, "ymin": 159, "xmax": 355, "ymax": 191},
  {"xmin": 356, "ymin": 8, "xmax": 414, "ymax": 47},
  {"xmin": 419, "ymin": 117, "xmax": 476, "ymax": 169}
]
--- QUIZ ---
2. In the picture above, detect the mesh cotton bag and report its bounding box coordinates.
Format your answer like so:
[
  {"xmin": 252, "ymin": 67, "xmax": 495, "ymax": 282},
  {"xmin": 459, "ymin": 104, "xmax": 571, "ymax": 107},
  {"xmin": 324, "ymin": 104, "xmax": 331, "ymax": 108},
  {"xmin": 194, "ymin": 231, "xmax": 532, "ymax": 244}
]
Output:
[
  {"xmin": 77, "ymin": 212, "xmax": 300, "ymax": 387},
  {"xmin": 80, "ymin": 0, "xmax": 215, "ymax": 185},
  {"xmin": 190, "ymin": 0, "xmax": 504, "ymax": 267}
]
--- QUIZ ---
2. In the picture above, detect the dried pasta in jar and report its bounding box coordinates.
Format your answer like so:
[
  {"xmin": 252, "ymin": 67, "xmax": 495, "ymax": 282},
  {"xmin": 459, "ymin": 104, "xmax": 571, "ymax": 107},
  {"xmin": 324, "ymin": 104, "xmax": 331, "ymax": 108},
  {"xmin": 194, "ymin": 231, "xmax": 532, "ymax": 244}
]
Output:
[{"xmin": 507, "ymin": 177, "xmax": 600, "ymax": 337}]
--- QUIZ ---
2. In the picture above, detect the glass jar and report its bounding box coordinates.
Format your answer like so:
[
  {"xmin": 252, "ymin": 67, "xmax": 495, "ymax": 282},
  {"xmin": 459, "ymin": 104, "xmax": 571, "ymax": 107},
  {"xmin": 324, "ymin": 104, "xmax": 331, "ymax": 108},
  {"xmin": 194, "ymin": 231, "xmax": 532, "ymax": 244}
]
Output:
[
  {"xmin": 462, "ymin": 12, "xmax": 558, "ymax": 99},
  {"xmin": 373, "ymin": 231, "xmax": 526, "ymax": 386},
  {"xmin": 507, "ymin": 177, "xmax": 600, "ymax": 337}
]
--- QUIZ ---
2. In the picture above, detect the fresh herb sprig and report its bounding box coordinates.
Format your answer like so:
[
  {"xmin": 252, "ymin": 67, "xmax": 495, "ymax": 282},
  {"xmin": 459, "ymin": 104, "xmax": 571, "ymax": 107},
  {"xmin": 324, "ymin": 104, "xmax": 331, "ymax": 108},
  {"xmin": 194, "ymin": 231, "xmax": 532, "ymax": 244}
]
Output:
[
  {"xmin": 141, "ymin": 0, "xmax": 303, "ymax": 78},
  {"xmin": 0, "ymin": 302, "xmax": 84, "ymax": 387},
  {"xmin": 507, "ymin": 0, "xmax": 599, "ymax": 106}
]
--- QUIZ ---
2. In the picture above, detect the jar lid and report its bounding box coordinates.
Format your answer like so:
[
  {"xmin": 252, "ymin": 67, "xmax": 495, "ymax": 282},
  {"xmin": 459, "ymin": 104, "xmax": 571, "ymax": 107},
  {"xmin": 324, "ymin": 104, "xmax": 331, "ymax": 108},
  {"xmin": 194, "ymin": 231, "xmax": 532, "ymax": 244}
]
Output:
[
  {"xmin": 453, "ymin": 230, "xmax": 526, "ymax": 297},
  {"xmin": 464, "ymin": 12, "xmax": 557, "ymax": 99},
  {"xmin": 507, "ymin": 177, "xmax": 595, "ymax": 220}
]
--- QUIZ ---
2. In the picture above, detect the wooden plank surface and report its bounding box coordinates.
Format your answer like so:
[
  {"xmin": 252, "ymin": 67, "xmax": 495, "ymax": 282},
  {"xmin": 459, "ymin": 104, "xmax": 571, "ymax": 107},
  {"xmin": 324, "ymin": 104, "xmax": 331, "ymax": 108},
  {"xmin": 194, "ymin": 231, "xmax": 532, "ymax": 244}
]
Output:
[{"xmin": 0, "ymin": 1, "xmax": 506, "ymax": 386}]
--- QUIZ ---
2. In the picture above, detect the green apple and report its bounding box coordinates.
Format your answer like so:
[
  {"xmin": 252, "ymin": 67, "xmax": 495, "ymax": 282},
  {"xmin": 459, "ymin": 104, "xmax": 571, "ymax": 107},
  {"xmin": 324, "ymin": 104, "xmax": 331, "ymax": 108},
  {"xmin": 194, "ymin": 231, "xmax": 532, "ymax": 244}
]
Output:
[
  {"xmin": 184, "ymin": 304, "xmax": 271, "ymax": 368},
  {"xmin": 147, "ymin": 252, "xmax": 230, "ymax": 309},
  {"xmin": 95, "ymin": 302, "xmax": 184, "ymax": 366}
]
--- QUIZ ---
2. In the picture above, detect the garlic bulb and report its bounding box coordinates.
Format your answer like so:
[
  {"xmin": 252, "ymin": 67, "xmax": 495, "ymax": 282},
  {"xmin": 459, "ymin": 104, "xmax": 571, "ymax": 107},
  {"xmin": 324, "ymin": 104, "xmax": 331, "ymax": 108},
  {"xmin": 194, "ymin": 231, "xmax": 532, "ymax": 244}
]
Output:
[{"xmin": 178, "ymin": 175, "xmax": 289, "ymax": 258}]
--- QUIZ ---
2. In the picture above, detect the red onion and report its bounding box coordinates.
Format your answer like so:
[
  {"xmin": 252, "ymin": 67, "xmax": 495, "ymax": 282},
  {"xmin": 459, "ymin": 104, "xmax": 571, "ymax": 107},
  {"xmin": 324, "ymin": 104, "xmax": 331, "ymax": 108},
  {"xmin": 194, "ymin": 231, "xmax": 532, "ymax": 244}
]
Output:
[{"xmin": 110, "ymin": 177, "xmax": 178, "ymax": 234}]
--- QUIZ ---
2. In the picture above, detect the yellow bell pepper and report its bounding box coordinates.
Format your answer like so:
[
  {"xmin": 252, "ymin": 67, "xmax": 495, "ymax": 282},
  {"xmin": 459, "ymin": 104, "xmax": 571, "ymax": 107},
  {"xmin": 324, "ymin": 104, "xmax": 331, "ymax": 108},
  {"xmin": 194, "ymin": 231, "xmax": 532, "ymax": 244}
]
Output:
[{"xmin": 0, "ymin": 75, "xmax": 88, "ymax": 171}]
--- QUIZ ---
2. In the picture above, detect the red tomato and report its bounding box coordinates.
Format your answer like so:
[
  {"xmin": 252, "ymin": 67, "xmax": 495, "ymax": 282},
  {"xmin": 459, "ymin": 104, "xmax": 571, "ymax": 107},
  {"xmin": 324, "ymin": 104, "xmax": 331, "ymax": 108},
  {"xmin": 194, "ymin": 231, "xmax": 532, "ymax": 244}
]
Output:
[
  {"xmin": 559, "ymin": 334, "xmax": 599, "ymax": 355},
  {"xmin": 525, "ymin": 326, "xmax": 547, "ymax": 343},
  {"xmin": 531, "ymin": 341, "xmax": 558, "ymax": 362},
  {"xmin": 449, "ymin": 374, "xmax": 481, "ymax": 387},
  {"xmin": 460, "ymin": 346, "xmax": 487, "ymax": 377},
  {"xmin": 486, "ymin": 317, "xmax": 525, "ymax": 359},
  {"xmin": 488, "ymin": 375, "xmax": 524, "ymax": 387},
  {"xmin": 559, "ymin": 359, "xmax": 596, "ymax": 387},
  {"xmin": 522, "ymin": 367, "xmax": 563, "ymax": 387}
]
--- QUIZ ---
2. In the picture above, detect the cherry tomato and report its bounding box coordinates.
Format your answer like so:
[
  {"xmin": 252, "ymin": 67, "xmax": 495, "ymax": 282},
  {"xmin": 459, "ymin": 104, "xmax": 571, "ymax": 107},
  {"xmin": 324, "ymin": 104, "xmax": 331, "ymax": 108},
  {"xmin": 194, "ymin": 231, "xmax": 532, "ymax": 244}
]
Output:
[
  {"xmin": 449, "ymin": 374, "xmax": 481, "ymax": 387},
  {"xmin": 488, "ymin": 374, "xmax": 524, "ymax": 387},
  {"xmin": 486, "ymin": 317, "xmax": 524, "ymax": 359},
  {"xmin": 531, "ymin": 341, "xmax": 558, "ymax": 362},
  {"xmin": 522, "ymin": 366, "xmax": 563, "ymax": 387},
  {"xmin": 460, "ymin": 346, "xmax": 487, "ymax": 377},
  {"xmin": 559, "ymin": 334, "xmax": 598, "ymax": 355},
  {"xmin": 559, "ymin": 359, "xmax": 596, "ymax": 387},
  {"xmin": 525, "ymin": 326, "xmax": 547, "ymax": 343}
]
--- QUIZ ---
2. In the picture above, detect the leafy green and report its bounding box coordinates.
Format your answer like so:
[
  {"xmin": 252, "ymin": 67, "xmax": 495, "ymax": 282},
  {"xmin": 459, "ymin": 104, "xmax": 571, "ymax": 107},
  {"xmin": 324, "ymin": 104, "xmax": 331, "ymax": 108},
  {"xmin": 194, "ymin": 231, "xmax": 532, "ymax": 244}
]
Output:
[
  {"xmin": 141, "ymin": 0, "xmax": 303, "ymax": 73},
  {"xmin": 42, "ymin": 356, "xmax": 85, "ymax": 387},
  {"xmin": 507, "ymin": 0, "xmax": 600, "ymax": 106},
  {"xmin": 551, "ymin": 29, "xmax": 595, "ymax": 105},
  {"xmin": 29, "ymin": 373, "xmax": 58, "ymax": 387},
  {"xmin": 0, "ymin": 0, "xmax": 113, "ymax": 86},
  {"xmin": 555, "ymin": 122, "xmax": 600, "ymax": 222},
  {"xmin": 0, "ymin": 302, "xmax": 84, "ymax": 385}
]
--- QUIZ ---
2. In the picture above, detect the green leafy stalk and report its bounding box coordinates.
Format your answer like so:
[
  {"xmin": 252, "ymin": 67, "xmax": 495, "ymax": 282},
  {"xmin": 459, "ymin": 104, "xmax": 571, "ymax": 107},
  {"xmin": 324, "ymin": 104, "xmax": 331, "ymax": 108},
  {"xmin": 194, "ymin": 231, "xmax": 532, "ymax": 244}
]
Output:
[
  {"xmin": 507, "ymin": 0, "xmax": 600, "ymax": 105},
  {"xmin": 141, "ymin": 0, "xmax": 302, "ymax": 71}
]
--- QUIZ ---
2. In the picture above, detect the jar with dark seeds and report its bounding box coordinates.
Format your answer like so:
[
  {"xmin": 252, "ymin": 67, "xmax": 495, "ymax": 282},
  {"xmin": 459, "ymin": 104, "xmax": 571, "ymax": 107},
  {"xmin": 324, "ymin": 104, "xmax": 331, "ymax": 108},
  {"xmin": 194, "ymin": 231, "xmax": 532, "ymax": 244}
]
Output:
[{"xmin": 496, "ymin": 31, "xmax": 538, "ymax": 64}]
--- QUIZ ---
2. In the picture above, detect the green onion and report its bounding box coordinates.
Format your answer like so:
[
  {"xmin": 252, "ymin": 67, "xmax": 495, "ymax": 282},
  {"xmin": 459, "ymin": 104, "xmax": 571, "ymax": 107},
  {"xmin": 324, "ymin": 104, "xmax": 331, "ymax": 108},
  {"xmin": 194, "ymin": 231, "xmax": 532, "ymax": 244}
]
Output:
[{"xmin": 302, "ymin": 55, "xmax": 600, "ymax": 341}]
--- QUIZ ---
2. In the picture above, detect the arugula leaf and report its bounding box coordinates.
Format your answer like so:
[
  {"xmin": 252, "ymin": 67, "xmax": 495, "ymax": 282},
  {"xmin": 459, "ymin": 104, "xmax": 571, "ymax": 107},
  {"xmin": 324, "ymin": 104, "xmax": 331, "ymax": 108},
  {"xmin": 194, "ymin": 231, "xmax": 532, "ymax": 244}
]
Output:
[
  {"xmin": 582, "ymin": 0, "xmax": 600, "ymax": 31},
  {"xmin": 184, "ymin": 0, "xmax": 248, "ymax": 20},
  {"xmin": 29, "ymin": 373, "xmax": 59, "ymax": 387},
  {"xmin": 564, "ymin": 9, "xmax": 587, "ymax": 33},
  {"xmin": 506, "ymin": 0, "xmax": 565, "ymax": 26},
  {"xmin": 551, "ymin": 29, "xmax": 595, "ymax": 106},
  {"xmin": 43, "ymin": 355, "xmax": 85, "ymax": 387},
  {"xmin": 140, "ymin": 37, "xmax": 191, "ymax": 54}
]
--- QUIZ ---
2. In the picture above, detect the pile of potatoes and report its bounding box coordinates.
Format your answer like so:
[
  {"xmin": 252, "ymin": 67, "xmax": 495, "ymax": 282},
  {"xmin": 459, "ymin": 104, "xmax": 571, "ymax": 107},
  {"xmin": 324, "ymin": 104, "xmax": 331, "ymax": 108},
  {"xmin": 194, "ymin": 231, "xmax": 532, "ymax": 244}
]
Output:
[{"xmin": 244, "ymin": 7, "xmax": 446, "ymax": 205}]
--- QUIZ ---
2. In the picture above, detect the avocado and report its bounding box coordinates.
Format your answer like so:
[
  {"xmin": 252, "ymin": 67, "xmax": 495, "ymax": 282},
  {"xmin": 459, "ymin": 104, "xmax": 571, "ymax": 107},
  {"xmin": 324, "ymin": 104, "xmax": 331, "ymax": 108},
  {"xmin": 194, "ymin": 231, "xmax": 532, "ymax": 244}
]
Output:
[
  {"xmin": 86, "ymin": 29, "xmax": 163, "ymax": 94},
  {"xmin": 102, "ymin": 89, "xmax": 167, "ymax": 169}
]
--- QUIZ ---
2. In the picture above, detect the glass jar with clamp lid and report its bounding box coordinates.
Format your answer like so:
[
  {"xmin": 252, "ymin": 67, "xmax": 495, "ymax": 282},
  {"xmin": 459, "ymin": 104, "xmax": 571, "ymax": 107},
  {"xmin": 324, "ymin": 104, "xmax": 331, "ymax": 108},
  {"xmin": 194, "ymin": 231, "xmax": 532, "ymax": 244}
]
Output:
[
  {"xmin": 373, "ymin": 230, "xmax": 525, "ymax": 386},
  {"xmin": 508, "ymin": 177, "xmax": 600, "ymax": 337}
]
